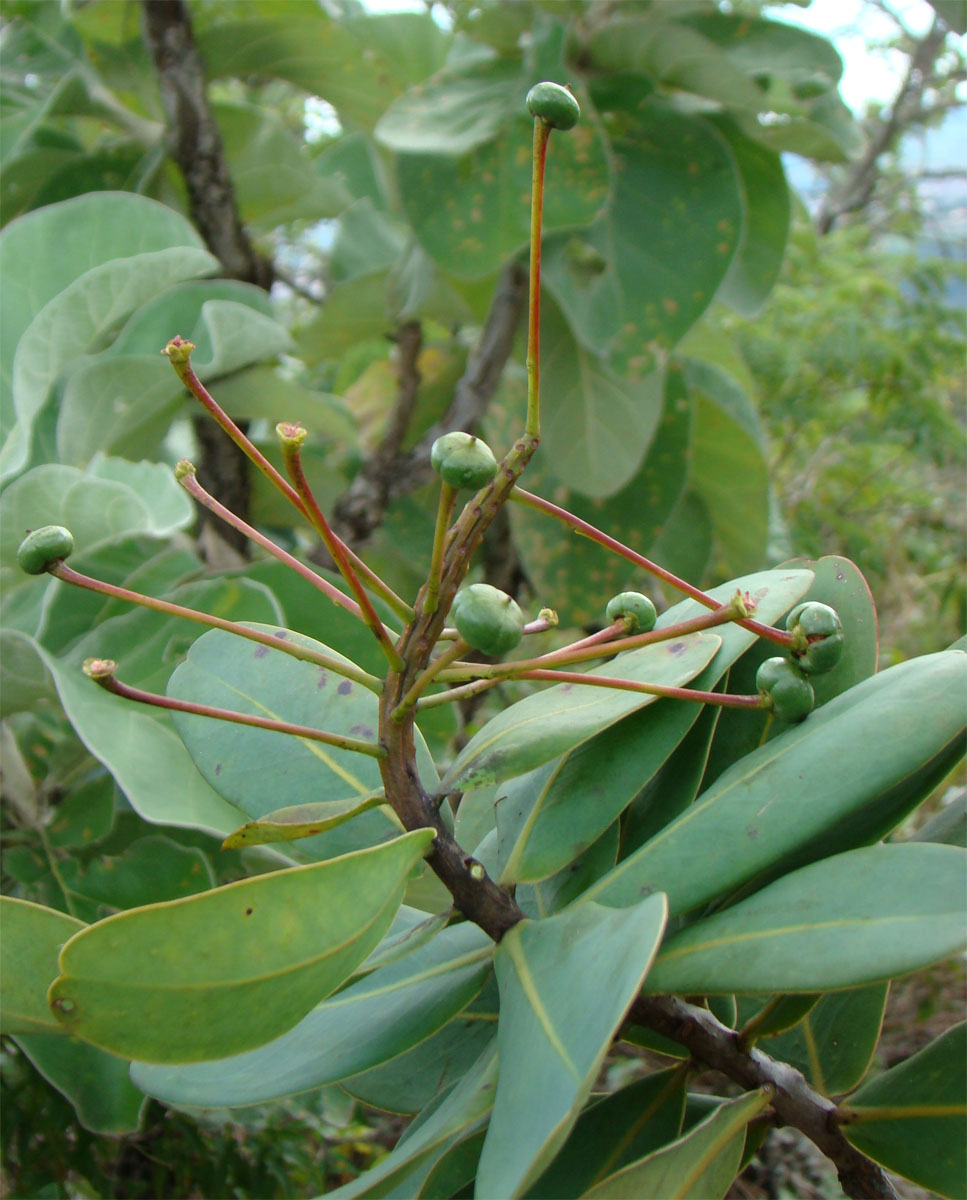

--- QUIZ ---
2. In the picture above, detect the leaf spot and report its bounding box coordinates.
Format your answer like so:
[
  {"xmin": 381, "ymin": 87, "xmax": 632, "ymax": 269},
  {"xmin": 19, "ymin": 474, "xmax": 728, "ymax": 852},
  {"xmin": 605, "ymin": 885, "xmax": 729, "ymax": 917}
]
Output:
[
  {"xmin": 338, "ymin": 680, "xmax": 353, "ymax": 695},
  {"xmin": 317, "ymin": 671, "xmax": 328, "ymax": 689},
  {"xmin": 215, "ymin": 763, "xmax": 222, "ymax": 775},
  {"xmin": 245, "ymin": 907, "xmax": 253, "ymax": 916},
  {"xmin": 254, "ymin": 646, "xmax": 269, "ymax": 659}
]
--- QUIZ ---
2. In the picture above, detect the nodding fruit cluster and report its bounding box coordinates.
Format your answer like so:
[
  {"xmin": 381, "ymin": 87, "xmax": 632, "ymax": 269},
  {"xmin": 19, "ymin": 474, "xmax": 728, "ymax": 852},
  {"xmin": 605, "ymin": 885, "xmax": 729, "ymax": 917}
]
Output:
[{"xmin": 756, "ymin": 602, "xmax": 845, "ymax": 722}]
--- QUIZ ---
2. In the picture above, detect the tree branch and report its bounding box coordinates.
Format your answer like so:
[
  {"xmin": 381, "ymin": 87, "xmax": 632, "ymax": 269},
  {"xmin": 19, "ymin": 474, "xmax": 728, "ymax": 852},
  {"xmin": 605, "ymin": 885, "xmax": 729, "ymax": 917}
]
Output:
[
  {"xmin": 629, "ymin": 994, "xmax": 901, "ymax": 1200},
  {"xmin": 140, "ymin": 0, "xmax": 273, "ymax": 558},
  {"xmin": 817, "ymin": 15, "xmax": 950, "ymax": 233},
  {"xmin": 331, "ymin": 260, "xmax": 528, "ymax": 546}
]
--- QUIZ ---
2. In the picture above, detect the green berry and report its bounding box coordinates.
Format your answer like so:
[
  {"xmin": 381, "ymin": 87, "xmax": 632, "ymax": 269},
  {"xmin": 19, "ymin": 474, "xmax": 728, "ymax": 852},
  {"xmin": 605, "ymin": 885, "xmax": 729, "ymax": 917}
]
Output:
[
  {"xmin": 452, "ymin": 583, "xmax": 524, "ymax": 656},
  {"xmin": 605, "ymin": 591, "xmax": 657, "ymax": 634},
  {"xmin": 17, "ymin": 526, "xmax": 74, "ymax": 575},
  {"xmin": 430, "ymin": 432, "xmax": 498, "ymax": 491},
  {"xmin": 756, "ymin": 657, "xmax": 815, "ymax": 723},
  {"xmin": 785, "ymin": 601, "xmax": 844, "ymax": 676},
  {"xmin": 525, "ymin": 82, "xmax": 580, "ymax": 130}
]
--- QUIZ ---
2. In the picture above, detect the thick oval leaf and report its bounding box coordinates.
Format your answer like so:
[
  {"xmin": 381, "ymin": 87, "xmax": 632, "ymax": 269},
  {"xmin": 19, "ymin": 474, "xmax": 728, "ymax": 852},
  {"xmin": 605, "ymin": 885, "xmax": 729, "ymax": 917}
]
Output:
[
  {"xmin": 0, "ymin": 897, "xmax": 85, "ymax": 1035},
  {"xmin": 13, "ymin": 1033, "xmax": 146, "ymax": 1135},
  {"xmin": 325, "ymin": 1042, "xmax": 498, "ymax": 1200},
  {"xmin": 130, "ymin": 920, "xmax": 492, "ymax": 1108},
  {"xmin": 442, "ymin": 633, "xmax": 722, "ymax": 794},
  {"xmin": 527, "ymin": 1067, "xmax": 688, "ymax": 1199},
  {"xmin": 753, "ymin": 985, "xmax": 888, "ymax": 1096},
  {"xmin": 476, "ymin": 894, "xmax": 668, "ymax": 1198},
  {"xmin": 644, "ymin": 844, "xmax": 967, "ymax": 994},
  {"xmin": 583, "ymin": 650, "xmax": 967, "ymax": 915},
  {"xmin": 0, "ymin": 191, "xmax": 215, "ymax": 480},
  {"xmin": 515, "ymin": 823, "xmax": 620, "ymax": 918},
  {"xmin": 843, "ymin": 1022, "xmax": 966, "ymax": 1200},
  {"xmin": 496, "ymin": 569, "xmax": 812, "ymax": 883},
  {"xmin": 542, "ymin": 114, "xmax": 741, "ymax": 374},
  {"xmin": 48, "ymin": 828, "xmax": 435, "ymax": 1062},
  {"xmin": 582, "ymin": 1088, "xmax": 771, "ymax": 1200},
  {"xmin": 169, "ymin": 624, "xmax": 439, "ymax": 859}
]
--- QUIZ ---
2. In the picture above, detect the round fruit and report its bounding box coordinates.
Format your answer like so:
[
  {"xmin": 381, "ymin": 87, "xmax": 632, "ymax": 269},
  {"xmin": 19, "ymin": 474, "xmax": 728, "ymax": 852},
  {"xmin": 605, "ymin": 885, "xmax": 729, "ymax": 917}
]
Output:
[
  {"xmin": 452, "ymin": 583, "xmax": 525, "ymax": 656},
  {"xmin": 430, "ymin": 432, "xmax": 498, "ymax": 491},
  {"xmin": 17, "ymin": 526, "xmax": 74, "ymax": 575},
  {"xmin": 525, "ymin": 82, "xmax": 580, "ymax": 130},
  {"xmin": 605, "ymin": 591, "xmax": 657, "ymax": 634},
  {"xmin": 756, "ymin": 657, "xmax": 815, "ymax": 723},
  {"xmin": 785, "ymin": 601, "xmax": 844, "ymax": 675}
]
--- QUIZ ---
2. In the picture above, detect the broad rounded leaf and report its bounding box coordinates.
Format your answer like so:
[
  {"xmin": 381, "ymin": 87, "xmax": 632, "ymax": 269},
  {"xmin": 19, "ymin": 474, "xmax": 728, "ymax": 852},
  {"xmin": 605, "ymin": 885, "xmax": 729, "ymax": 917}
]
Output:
[
  {"xmin": 476, "ymin": 895, "xmax": 668, "ymax": 1198},
  {"xmin": 644, "ymin": 844, "xmax": 967, "ymax": 994},
  {"xmin": 1, "ymin": 897, "xmax": 85, "ymax": 1035},
  {"xmin": 48, "ymin": 829, "xmax": 435, "ymax": 1062}
]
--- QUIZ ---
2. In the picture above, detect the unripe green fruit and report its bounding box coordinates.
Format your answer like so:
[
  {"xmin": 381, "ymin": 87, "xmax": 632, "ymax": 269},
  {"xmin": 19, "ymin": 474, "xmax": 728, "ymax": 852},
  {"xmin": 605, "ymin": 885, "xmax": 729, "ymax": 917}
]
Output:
[
  {"xmin": 17, "ymin": 525, "xmax": 74, "ymax": 575},
  {"xmin": 430, "ymin": 432, "xmax": 498, "ymax": 491},
  {"xmin": 785, "ymin": 601, "xmax": 845, "ymax": 675},
  {"xmin": 756, "ymin": 657, "xmax": 815, "ymax": 723},
  {"xmin": 605, "ymin": 591, "xmax": 657, "ymax": 634},
  {"xmin": 452, "ymin": 584, "xmax": 524, "ymax": 656},
  {"xmin": 525, "ymin": 82, "xmax": 580, "ymax": 130}
]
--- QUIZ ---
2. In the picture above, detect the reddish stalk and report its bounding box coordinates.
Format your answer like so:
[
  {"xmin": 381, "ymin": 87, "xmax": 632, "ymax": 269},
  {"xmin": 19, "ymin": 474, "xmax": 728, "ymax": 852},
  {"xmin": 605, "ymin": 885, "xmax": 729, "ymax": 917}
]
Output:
[
  {"xmin": 278, "ymin": 424, "xmax": 405, "ymax": 671},
  {"xmin": 514, "ymin": 669, "xmax": 765, "ymax": 708},
  {"xmin": 525, "ymin": 120, "xmax": 551, "ymax": 440},
  {"xmin": 511, "ymin": 486, "xmax": 796, "ymax": 648},
  {"xmin": 50, "ymin": 562, "xmax": 381, "ymax": 692},
  {"xmin": 162, "ymin": 337, "xmax": 412, "ymax": 621},
  {"xmin": 83, "ymin": 660, "xmax": 385, "ymax": 757}
]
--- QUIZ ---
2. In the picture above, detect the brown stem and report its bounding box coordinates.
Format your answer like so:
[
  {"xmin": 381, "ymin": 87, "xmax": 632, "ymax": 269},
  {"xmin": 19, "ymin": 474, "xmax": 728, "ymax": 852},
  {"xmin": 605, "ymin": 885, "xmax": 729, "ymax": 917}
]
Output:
[
  {"xmin": 510, "ymin": 669, "xmax": 764, "ymax": 709},
  {"xmin": 628, "ymin": 995, "xmax": 900, "ymax": 1200}
]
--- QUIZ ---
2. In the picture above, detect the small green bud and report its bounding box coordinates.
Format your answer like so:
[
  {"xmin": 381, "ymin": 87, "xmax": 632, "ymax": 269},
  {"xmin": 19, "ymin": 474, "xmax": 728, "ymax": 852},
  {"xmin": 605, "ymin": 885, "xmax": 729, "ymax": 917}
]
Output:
[
  {"xmin": 277, "ymin": 422, "xmax": 308, "ymax": 448},
  {"xmin": 174, "ymin": 459, "xmax": 196, "ymax": 481},
  {"xmin": 605, "ymin": 591, "xmax": 657, "ymax": 634},
  {"xmin": 430, "ymin": 432, "xmax": 498, "ymax": 491},
  {"xmin": 17, "ymin": 526, "xmax": 74, "ymax": 575},
  {"xmin": 452, "ymin": 583, "xmax": 525, "ymax": 656},
  {"xmin": 786, "ymin": 601, "xmax": 844, "ymax": 675},
  {"xmin": 756, "ymin": 657, "xmax": 815, "ymax": 723},
  {"xmin": 83, "ymin": 657, "xmax": 117, "ymax": 681},
  {"xmin": 526, "ymin": 81, "xmax": 580, "ymax": 130}
]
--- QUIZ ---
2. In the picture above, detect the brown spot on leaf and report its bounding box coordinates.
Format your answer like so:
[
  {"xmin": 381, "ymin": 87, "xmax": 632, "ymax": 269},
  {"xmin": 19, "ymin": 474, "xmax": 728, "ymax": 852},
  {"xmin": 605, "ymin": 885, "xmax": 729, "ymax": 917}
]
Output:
[
  {"xmin": 338, "ymin": 680, "xmax": 352, "ymax": 695},
  {"xmin": 254, "ymin": 646, "xmax": 269, "ymax": 658}
]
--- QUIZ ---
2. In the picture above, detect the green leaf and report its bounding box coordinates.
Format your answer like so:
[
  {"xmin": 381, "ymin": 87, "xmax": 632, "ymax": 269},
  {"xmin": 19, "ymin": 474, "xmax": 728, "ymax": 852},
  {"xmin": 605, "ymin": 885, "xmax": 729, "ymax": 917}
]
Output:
[
  {"xmin": 542, "ymin": 115, "xmax": 741, "ymax": 374},
  {"xmin": 58, "ymin": 835, "xmax": 215, "ymax": 912},
  {"xmin": 48, "ymin": 828, "xmax": 435, "ymax": 1062},
  {"xmin": 711, "ymin": 117, "xmax": 790, "ymax": 316},
  {"xmin": 168, "ymin": 624, "xmax": 438, "ymax": 859},
  {"xmin": 505, "ymin": 363, "xmax": 692, "ymax": 627},
  {"xmin": 1, "ymin": 193, "xmax": 217, "ymax": 480},
  {"xmin": 583, "ymin": 651, "xmax": 967, "ymax": 916},
  {"xmin": 581, "ymin": 1088, "xmax": 771, "ymax": 1199},
  {"xmin": 325, "ymin": 1042, "xmax": 498, "ymax": 1200},
  {"xmin": 442, "ymin": 632, "xmax": 722, "ymax": 793},
  {"xmin": 342, "ymin": 978, "xmax": 498, "ymax": 1114},
  {"xmin": 0, "ymin": 456, "xmax": 192, "ymax": 581},
  {"xmin": 515, "ymin": 823, "xmax": 620, "ymax": 917},
  {"xmin": 526, "ymin": 1067, "xmax": 688, "ymax": 1198},
  {"xmin": 222, "ymin": 793, "xmax": 387, "ymax": 848},
  {"xmin": 0, "ymin": 897, "xmax": 85, "ymax": 1035},
  {"xmin": 686, "ymin": 365, "xmax": 769, "ymax": 573},
  {"xmin": 643, "ymin": 844, "xmax": 967, "ymax": 994},
  {"xmin": 398, "ymin": 108, "xmax": 609, "ymax": 280},
  {"xmin": 215, "ymin": 101, "xmax": 349, "ymax": 229},
  {"xmin": 476, "ymin": 894, "xmax": 668, "ymax": 1198},
  {"xmin": 495, "ymin": 569, "xmax": 812, "ymax": 884},
  {"xmin": 843, "ymin": 1022, "xmax": 966, "ymax": 1200},
  {"xmin": 13, "ymin": 1033, "xmax": 147, "ymax": 1135},
  {"xmin": 703, "ymin": 554, "xmax": 879, "ymax": 782},
  {"xmin": 539, "ymin": 297, "xmax": 663, "ymax": 497},
  {"xmin": 130, "ymin": 920, "xmax": 492, "ymax": 1108},
  {"xmin": 755, "ymin": 985, "xmax": 888, "ymax": 1095},
  {"xmin": 682, "ymin": 12, "xmax": 844, "ymax": 91}
]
